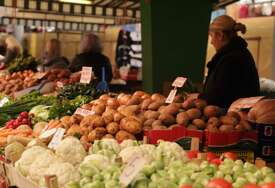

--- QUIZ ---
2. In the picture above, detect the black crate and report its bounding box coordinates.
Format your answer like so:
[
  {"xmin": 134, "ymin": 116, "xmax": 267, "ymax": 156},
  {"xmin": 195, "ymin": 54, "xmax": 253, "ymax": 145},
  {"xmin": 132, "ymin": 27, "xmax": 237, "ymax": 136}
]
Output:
[{"xmin": 256, "ymin": 140, "xmax": 275, "ymax": 163}]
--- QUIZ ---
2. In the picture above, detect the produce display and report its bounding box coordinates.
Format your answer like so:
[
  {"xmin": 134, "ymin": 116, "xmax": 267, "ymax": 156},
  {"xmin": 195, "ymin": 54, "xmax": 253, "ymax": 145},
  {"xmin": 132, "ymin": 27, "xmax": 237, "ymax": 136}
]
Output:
[
  {"xmin": 4, "ymin": 137, "xmax": 275, "ymax": 188},
  {"xmin": 0, "ymin": 70, "xmax": 38, "ymax": 95},
  {"xmin": 7, "ymin": 54, "xmax": 40, "ymax": 73}
]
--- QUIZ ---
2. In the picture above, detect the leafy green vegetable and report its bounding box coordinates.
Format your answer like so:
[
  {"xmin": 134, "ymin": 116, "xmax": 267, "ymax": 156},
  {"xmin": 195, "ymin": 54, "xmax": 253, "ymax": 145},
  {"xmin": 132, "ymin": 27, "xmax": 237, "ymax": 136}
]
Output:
[{"xmin": 7, "ymin": 54, "xmax": 40, "ymax": 73}]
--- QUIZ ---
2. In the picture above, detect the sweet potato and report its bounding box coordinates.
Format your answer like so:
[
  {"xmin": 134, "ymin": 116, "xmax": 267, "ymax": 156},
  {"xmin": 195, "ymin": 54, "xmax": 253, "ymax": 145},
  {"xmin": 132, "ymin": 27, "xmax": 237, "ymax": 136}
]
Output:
[
  {"xmin": 207, "ymin": 117, "xmax": 221, "ymax": 127},
  {"xmin": 158, "ymin": 114, "xmax": 176, "ymax": 126},
  {"xmin": 182, "ymin": 100, "xmax": 195, "ymax": 110},
  {"xmin": 92, "ymin": 104, "xmax": 106, "ymax": 115},
  {"xmin": 151, "ymin": 93, "xmax": 165, "ymax": 101},
  {"xmin": 115, "ymin": 130, "xmax": 136, "ymax": 142},
  {"xmin": 163, "ymin": 103, "xmax": 180, "ymax": 115},
  {"xmin": 88, "ymin": 127, "xmax": 107, "ymax": 142},
  {"xmin": 220, "ymin": 116, "xmax": 238, "ymax": 126},
  {"xmin": 194, "ymin": 99, "xmax": 207, "ymax": 110},
  {"xmin": 102, "ymin": 111, "xmax": 114, "ymax": 124},
  {"xmin": 120, "ymin": 118, "xmax": 142, "ymax": 134},
  {"xmin": 127, "ymin": 96, "xmax": 141, "ymax": 105},
  {"xmin": 106, "ymin": 122, "xmax": 119, "ymax": 135},
  {"xmin": 144, "ymin": 111, "xmax": 160, "ymax": 120},
  {"xmin": 91, "ymin": 115, "xmax": 105, "ymax": 128},
  {"xmin": 148, "ymin": 101, "xmax": 164, "ymax": 111},
  {"xmin": 114, "ymin": 112, "xmax": 125, "ymax": 122},
  {"xmin": 186, "ymin": 108, "xmax": 201, "ymax": 120},
  {"xmin": 219, "ymin": 125, "xmax": 234, "ymax": 133},
  {"xmin": 203, "ymin": 105, "xmax": 221, "ymax": 118},
  {"xmin": 192, "ymin": 119, "xmax": 206, "ymax": 130},
  {"xmin": 176, "ymin": 112, "xmax": 190, "ymax": 126},
  {"xmin": 118, "ymin": 105, "xmax": 139, "ymax": 117},
  {"xmin": 141, "ymin": 98, "xmax": 153, "ymax": 110}
]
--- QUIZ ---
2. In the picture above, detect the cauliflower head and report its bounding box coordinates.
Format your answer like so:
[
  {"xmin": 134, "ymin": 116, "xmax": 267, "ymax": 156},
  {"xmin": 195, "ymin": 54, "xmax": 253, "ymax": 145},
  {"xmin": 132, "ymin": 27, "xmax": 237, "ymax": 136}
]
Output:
[{"xmin": 55, "ymin": 136, "xmax": 86, "ymax": 166}]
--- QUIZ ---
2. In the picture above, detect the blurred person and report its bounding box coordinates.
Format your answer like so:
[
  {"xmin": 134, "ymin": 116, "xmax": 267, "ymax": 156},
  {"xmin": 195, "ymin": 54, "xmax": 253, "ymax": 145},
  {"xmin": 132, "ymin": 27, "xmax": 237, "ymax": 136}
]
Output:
[
  {"xmin": 40, "ymin": 38, "xmax": 69, "ymax": 71},
  {"xmin": 69, "ymin": 33, "xmax": 113, "ymax": 83},
  {"xmin": 3, "ymin": 35, "xmax": 21, "ymax": 64},
  {"xmin": 199, "ymin": 15, "xmax": 260, "ymax": 108}
]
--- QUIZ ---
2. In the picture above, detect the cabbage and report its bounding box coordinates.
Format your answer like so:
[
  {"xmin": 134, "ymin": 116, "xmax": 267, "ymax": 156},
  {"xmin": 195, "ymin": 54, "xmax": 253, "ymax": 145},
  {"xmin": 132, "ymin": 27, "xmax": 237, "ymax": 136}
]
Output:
[{"xmin": 29, "ymin": 105, "xmax": 50, "ymax": 123}]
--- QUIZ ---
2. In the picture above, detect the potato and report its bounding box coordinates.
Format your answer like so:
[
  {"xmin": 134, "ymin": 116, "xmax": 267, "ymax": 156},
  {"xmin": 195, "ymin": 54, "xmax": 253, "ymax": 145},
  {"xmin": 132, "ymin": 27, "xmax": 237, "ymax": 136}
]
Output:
[
  {"xmin": 235, "ymin": 124, "xmax": 245, "ymax": 132},
  {"xmin": 207, "ymin": 117, "xmax": 221, "ymax": 127},
  {"xmin": 144, "ymin": 119, "xmax": 155, "ymax": 127},
  {"xmin": 143, "ymin": 125, "xmax": 152, "ymax": 131},
  {"xmin": 176, "ymin": 112, "xmax": 190, "ymax": 126},
  {"xmin": 148, "ymin": 101, "xmax": 164, "ymax": 111},
  {"xmin": 118, "ymin": 105, "xmax": 139, "ymax": 117},
  {"xmin": 141, "ymin": 98, "xmax": 153, "ymax": 110},
  {"xmin": 119, "ymin": 94, "xmax": 131, "ymax": 105},
  {"xmin": 173, "ymin": 95, "xmax": 185, "ymax": 103},
  {"xmin": 158, "ymin": 106, "xmax": 166, "ymax": 114},
  {"xmin": 70, "ymin": 114, "xmax": 83, "ymax": 124},
  {"xmin": 187, "ymin": 124, "xmax": 198, "ymax": 130},
  {"xmin": 114, "ymin": 112, "xmax": 124, "ymax": 122},
  {"xmin": 144, "ymin": 111, "xmax": 160, "ymax": 120},
  {"xmin": 67, "ymin": 125, "xmax": 82, "ymax": 136},
  {"xmin": 163, "ymin": 103, "xmax": 180, "ymax": 115},
  {"xmin": 158, "ymin": 114, "xmax": 176, "ymax": 126},
  {"xmin": 91, "ymin": 115, "xmax": 105, "ymax": 128},
  {"xmin": 152, "ymin": 120, "xmax": 163, "ymax": 127},
  {"xmin": 206, "ymin": 124, "xmax": 219, "ymax": 133},
  {"xmin": 106, "ymin": 122, "xmax": 119, "ymax": 135},
  {"xmin": 219, "ymin": 125, "xmax": 234, "ymax": 133},
  {"xmin": 182, "ymin": 100, "xmax": 195, "ymax": 110},
  {"xmin": 120, "ymin": 118, "xmax": 142, "ymax": 134},
  {"xmin": 186, "ymin": 108, "xmax": 201, "ymax": 120},
  {"xmin": 80, "ymin": 115, "xmax": 96, "ymax": 127},
  {"xmin": 194, "ymin": 99, "xmax": 207, "ymax": 110},
  {"xmin": 115, "ymin": 130, "xmax": 136, "ymax": 142},
  {"xmin": 133, "ymin": 91, "xmax": 147, "ymax": 97},
  {"xmin": 88, "ymin": 127, "xmax": 107, "ymax": 142},
  {"xmin": 151, "ymin": 93, "xmax": 165, "ymax": 101},
  {"xmin": 103, "ymin": 134, "xmax": 114, "ymax": 139},
  {"xmin": 169, "ymin": 124, "xmax": 181, "ymax": 129},
  {"xmin": 220, "ymin": 116, "xmax": 238, "ymax": 126},
  {"xmin": 99, "ymin": 94, "xmax": 111, "ymax": 101},
  {"xmin": 60, "ymin": 116, "xmax": 72, "ymax": 129},
  {"xmin": 92, "ymin": 104, "xmax": 106, "ymax": 115},
  {"xmin": 192, "ymin": 119, "xmax": 206, "ymax": 130},
  {"xmin": 106, "ymin": 98, "xmax": 119, "ymax": 109},
  {"xmin": 102, "ymin": 111, "xmax": 114, "ymax": 124},
  {"xmin": 203, "ymin": 105, "xmax": 221, "ymax": 118},
  {"xmin": 227, "ymin": 111, "xmax": 241, "ymax": 122},
  {"xmin": 127, "ymin": 96, "xmax": 141, "ymax": 105}
]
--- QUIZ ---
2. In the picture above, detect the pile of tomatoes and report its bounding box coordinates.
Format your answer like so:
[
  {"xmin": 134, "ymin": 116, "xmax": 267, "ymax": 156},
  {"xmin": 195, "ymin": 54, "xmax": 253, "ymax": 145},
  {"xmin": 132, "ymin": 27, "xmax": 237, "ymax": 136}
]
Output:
[{"xmin": 5, "ymin": 112, "xmax": 31, "ymax": 129}]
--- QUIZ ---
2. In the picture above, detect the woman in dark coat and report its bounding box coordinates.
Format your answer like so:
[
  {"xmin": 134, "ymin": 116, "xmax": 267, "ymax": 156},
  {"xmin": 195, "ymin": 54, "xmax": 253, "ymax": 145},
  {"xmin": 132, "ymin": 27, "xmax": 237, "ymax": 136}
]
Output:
[{"xmin": 199, "ymin": 15, "xmax": 260, "ymax": 108}]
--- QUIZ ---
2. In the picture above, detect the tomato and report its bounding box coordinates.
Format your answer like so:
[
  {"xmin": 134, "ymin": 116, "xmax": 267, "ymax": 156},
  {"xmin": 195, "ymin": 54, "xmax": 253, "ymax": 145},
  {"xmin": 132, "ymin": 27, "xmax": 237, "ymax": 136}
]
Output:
[
  {"xmin": 223, "ymin": 152, "xmax": 237, "ymax": 161},
  {"xmin": 180, "ymin": 185, "xmax": 192, "ymax": 188},
  {"xmin": 20, "ymin": 112, "xmax": 28, "ymax": 118},
  {"xmin": 207, "ymin": 152, "xmax": 218, "ymax": 161},
  {"xmin": 187, "ymin": 150, "xmax": 198, "ymax": 159},
  {"xmin": 210, "ymin": 158, "xmax": 222, "ymax": 166},
  {"xmin": 261, "ymin": 182, "xmax": 275, "ymax": 188},
  {"xmin": 243, "ymin": 184, "xmax": 260, "ymax": 188},
  {"xmin": 21, "ymin": 118, "xmax": 29, "ymax": 125},
  {"xmin": 206, "ymin": 178, "xmax": 232, "ymax": 188}
]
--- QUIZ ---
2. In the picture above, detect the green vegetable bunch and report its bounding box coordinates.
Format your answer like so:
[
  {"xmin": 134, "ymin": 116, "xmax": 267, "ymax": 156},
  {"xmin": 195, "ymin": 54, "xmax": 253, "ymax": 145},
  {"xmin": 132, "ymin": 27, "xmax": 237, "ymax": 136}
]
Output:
[{"xmin": 7, "ymin": 54, "xmax": 41, "ymax": 73}]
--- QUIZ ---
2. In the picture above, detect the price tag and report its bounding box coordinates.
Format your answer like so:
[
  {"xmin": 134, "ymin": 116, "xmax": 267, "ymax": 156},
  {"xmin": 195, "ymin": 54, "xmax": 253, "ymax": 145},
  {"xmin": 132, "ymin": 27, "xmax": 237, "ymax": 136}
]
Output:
[
  {"xmin": 190, "ymin": 137, "xmax": 200, "ymax": 151},
  {"xmin": 172, "ymin": 77, "xmax": 187, "ymax": 88},
  {"xmin": 34, "ymin": 72, "xmax": 47, "ymax": 80},
  {"xmin": 80, "ymin": 67, "xmax": 92, "ymax": 84},
  {"xmin": 229, "ymin": 96, "xmax": 265, "ymax": 111},
  {"xmin": 165, "ymin": 89, "xmax": 177, "ymax": 104},
  {"xmin": 74, "ymin": 108, "xmax": 95, "ymax": 117},
  {"xmin": 39, "ymin": 128, "xmax": 57, "ymax": 139},
  {"xmin": 56, "ymin": 81, "xmax": 64, "ymax": 88},
  {"xmin": 0, "ymin": 97, "xmax": 9, "ymax": 107},
  {"xmin": 120, "ymin": 153, "xmax": 147, "ymax": 187},
  {"xmin": 48, "ymin": 128, "xmax": 65, "ymax": 149}
]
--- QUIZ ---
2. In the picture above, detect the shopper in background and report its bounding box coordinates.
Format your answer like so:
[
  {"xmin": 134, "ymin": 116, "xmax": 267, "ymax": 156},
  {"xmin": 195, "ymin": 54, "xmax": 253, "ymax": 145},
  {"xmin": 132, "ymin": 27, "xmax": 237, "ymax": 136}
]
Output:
[
  {"xmin": 69, "ymin": 33, "xmax": 113, "ymax": 83},
  {"xmin": 199, "ymin": 15, "xmax": 260, "ymax": 108},
  {"xmin": 39, "ymin": 39, "xmax": 69, "ymax": 71},
  {"xmin": 3, "ymin": 35, "xmax": 21, "ymax": 65}
]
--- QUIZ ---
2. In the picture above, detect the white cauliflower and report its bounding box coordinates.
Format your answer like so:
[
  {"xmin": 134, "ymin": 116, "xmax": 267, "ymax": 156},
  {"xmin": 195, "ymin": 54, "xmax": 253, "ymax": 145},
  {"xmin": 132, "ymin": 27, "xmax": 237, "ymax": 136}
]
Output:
[
  {"xmin": 120, "ymin": 139, "xmax": 139, "ymax": 150},
  {"xmin": 90, "ymin": 138, "xmax": 121, "ymax": 154},
  {"xmin": 5, "ymin": 141, "xmax": 25, "ymax": 163},
  {"xmin": 82, "ymin": 154, "xmax": 110, "ymax": 169},
  {"xmin": 28, "ymin": 150, "xmax": 61, "ymax": 183},
  {"xmin": 15, "ymin": 146, "xmax": 50, "ymax": 176},
  {"xmin": 55, "ymin": 136, "xmax": 86, "ymax": 166},
  {"xmin": 40, "ymin": 162, "xmax": 80, "ymax": 188}
]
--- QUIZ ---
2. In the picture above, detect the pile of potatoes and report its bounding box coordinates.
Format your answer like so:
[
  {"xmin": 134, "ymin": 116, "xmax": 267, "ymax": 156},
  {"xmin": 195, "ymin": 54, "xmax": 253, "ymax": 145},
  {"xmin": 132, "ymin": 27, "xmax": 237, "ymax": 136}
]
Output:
[
  {"xmin": 0, "ymin": 70, "xmax": 38, "ymax": 95},
  {"xmin": 178, "ymin": 99, "xmax": 253, "ymax": 133}
]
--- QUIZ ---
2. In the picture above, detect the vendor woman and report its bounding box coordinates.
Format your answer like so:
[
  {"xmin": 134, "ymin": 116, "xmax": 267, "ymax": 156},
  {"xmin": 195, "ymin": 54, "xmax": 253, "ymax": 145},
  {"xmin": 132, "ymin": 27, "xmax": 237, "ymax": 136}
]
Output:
[{"xmin": 199, "ymin": 15, "xmax": 260, "ymax": 108}]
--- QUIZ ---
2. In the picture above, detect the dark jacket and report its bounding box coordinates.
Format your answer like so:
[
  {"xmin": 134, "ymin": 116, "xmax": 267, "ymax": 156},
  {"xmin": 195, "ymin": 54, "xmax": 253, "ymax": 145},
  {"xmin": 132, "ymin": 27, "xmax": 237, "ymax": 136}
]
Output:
[
  {"xmin": 69, "ymin": 52, "xmax": 113, "ymax": 83},
  {"xmin": 200, "ymin": 36, "xmax": 260, "ymax": 108},
  {"xmin": 42, "ymin": 57, "xmax": 69, "ymax": 71}
]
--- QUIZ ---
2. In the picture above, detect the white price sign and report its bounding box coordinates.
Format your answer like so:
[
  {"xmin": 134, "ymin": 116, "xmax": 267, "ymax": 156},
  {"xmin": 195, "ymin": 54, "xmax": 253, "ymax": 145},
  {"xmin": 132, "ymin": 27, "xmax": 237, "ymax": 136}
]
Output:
[
  {"xmin": 120, "ymin": 153, "xmax": 147, "ymax": 187},
  {"xmin": 48, "ymin": 128, "xmax": 65, "ymax": 149},
  {"xmin": 39, "ymin": 128, "xmax": 56, "ymax": 139},
  {"xmin": 165, "ymin": 89, "xmax": 177, "ymax": 104},
  {"xmin": 80, "ymin": 66, "xmax": 92, "ymax": 84},
  {"xmin": 172, "ymin": 77, "xmax": 187, "ymax": 88},
  {"xmin": 74, "ymin": 108, "xmax": 95, "ymax": 117}
]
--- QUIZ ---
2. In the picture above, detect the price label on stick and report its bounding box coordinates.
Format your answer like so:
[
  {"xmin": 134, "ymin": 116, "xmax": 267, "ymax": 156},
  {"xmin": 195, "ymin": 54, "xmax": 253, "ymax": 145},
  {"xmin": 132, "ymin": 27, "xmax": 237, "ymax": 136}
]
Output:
[
  {"xmin": 120, "ymin": 153, "xmax": 147, "ymax": 187},
  {"xmin": 80, "ymin": 66, "xmax": 92, "ymax": 84},
  {"xmin": 165, "ymin": 89, "xmax": 177, "ymax": 104},
  {"xmin": 48, "ymin": 128, "xmax": 65, "ymax": 149},
  {"xmin": 172, "ymin": 77, "xmax": 187, "ymax": 88},
  {"xmin": 74, "ymin": 108, "xmax": 95, "ymax": 117}
]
